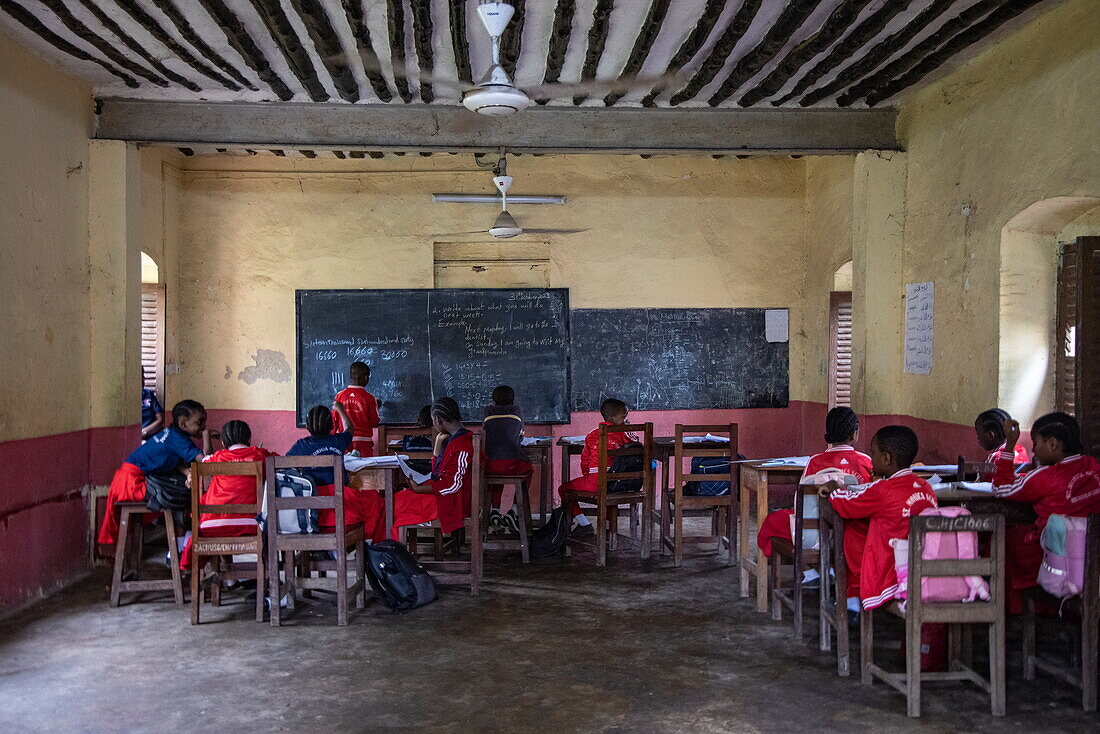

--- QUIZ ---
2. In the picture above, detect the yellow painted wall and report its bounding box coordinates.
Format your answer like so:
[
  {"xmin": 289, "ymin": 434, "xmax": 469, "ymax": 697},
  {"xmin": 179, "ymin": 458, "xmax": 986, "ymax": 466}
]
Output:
[
  {"xmin": 895, "ymin": 0, "xmax": 1100, "ymax": 425},
  {"xmin": 171, "ymin": 154, "xmax": 810, "ymax": 411},
  {"xmin": 0, "ymin": 30, "xmax": 92, "ymax": 441}
]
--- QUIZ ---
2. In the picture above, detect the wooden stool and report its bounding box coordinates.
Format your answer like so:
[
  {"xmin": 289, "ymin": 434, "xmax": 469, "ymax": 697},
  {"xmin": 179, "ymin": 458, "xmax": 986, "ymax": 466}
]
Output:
[
  {"xmin": 484, "ymin": 473, "xmax": 533, "ymax": 563},
  {"xmin": 109, "ymin": 501, "xmax": 184, "ymax": 607}
]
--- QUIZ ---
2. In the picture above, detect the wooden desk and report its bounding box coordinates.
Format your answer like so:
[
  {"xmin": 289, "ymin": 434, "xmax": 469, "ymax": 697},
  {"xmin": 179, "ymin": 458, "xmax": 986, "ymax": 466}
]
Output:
[
  {"xmin": 739, "ymin": 461, "xmax": 806, "ymax": 613},
  {"xmin": 346, "ymin": 465, "xmax": 400, "ymax": 534}
]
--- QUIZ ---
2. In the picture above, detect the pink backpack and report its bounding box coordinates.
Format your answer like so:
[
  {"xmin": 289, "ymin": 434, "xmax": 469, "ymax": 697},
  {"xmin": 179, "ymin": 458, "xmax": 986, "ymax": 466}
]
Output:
[
  {"xmin": 890, "ymin": 506, "xmax": 991, "ymax": 604},
  {"xmin": 1037, "ymin": 514, "xmax": 1088, "ymax": 598}
]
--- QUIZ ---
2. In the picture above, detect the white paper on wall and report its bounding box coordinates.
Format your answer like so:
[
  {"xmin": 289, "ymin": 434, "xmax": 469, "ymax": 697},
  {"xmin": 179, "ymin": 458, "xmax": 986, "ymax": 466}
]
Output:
[
  {"xmin": 904, "ymin": 282, "xmax": 934, "ymax": 375},
  {"xmin": 764, "ymin": 309, "xmax": 789, "ymax": 343}
]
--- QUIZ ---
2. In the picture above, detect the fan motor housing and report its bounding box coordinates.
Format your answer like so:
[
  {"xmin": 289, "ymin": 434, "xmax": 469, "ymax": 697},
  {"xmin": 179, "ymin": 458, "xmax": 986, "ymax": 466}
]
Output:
[{"xmin": 463, "ymin": 85, "xmax": 531, "ymax": 116}]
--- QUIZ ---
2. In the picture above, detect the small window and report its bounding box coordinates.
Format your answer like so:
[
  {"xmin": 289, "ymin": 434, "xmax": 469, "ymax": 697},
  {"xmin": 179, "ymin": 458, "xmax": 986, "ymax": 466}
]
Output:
[
  {"xmin": 1056, "ymin": 242, "xmax": 1078, "ymax": 415},
  {"xmin": 141, "ymin": 283, "xmax": 165, "ymax": 399},
  {"xmin": 828, "ymin": 291, "xmax": 853, "ymax": 408}
]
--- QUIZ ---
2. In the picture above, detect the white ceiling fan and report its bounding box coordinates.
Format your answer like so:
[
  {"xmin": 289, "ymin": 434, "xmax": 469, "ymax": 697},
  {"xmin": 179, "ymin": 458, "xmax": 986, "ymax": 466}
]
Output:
[{"xmin": 434, "ymin": 154, "xmax": 585, "ymax": 239}]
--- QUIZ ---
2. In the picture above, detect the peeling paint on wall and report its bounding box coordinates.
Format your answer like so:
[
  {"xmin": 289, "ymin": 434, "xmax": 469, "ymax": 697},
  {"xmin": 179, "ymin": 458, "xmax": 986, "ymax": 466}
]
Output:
[{"xmin": 237, "ymin": 349, "xmax": 291, "ymax": 384}]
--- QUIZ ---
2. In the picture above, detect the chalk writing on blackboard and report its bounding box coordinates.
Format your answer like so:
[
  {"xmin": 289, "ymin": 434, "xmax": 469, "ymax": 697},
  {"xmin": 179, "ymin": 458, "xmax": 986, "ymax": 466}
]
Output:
[{"xmin": 904, "ymin": 282, "xmax": 934, "ymax": 375}]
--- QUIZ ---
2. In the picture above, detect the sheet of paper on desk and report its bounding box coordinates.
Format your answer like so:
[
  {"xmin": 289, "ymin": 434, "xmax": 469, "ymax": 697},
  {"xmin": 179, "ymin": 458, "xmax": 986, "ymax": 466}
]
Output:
[
  {"xmin": 681, "ymin": 434, "xmax": 731, "ymax": 444},
  {"xmin": 562, "ymin": 435, "xmax": 587, "ymax": 444},
  {"xmin": 344, "ymin": 455, "xmax": 401, "ymax": 472},
  {"xmin": 758, "ymin": 456, "xmax": 810, "ymax": 467},
  {"xmin": 521, "ymin": 437, "xmax": 551, "ymax": 446},
  {"xmin": 958, "ymin": 481, "xmax": 993, "ymax": 493},
  {"xmin": 396, "ymin": 455, "xmax": 432, "ymax": 485},
  {"xmin": 913, "ymin": 464, "xmax": 959, "ymax": 473}
]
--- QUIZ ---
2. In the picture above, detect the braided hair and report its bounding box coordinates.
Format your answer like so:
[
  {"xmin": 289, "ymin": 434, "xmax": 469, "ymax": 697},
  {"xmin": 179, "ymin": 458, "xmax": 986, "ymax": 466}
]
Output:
[
  {"xmin": 824, "ymin": 407, "xmax": 859, "ymax": 445},
  {"xmin": 1032, "ymin": 412, "xmax": 1083, "ymax": 454},
  {"xmin": 975, "ymin": 408, "xmax": 1012, "ymax": 441},
  {"xmin": 171, "ymin": 399, "xmax": 205, "ymax": 425},
  {"xmin": 431, "ymin": 397, "xmax": 463, "ymax": 425},
  {"xmin": 220, "ymin": 420, "xmax": 251, "ymax": 447},
  {"xmin": 306, "ymin": 405, "xmax": 334, "ymax": 437}
]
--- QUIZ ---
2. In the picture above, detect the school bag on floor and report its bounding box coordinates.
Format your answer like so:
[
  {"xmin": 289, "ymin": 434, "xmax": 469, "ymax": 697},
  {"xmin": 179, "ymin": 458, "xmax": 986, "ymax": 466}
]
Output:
[
  {"xmin": 530, "ymin": 507, "xmax": 570, "ymax": 559},
  {"xmin": 259, "ymin": 469, "xmax": 318, "ymax": 534},
  {"xmin": 683, "ymin": 454, "xmax": 745, "ymax": 496},
  {"xmin": 364, "ymin": 540, "xmax": 437, "ymax": 612},
  {"xmin": 890, "ymin": 506, "xmax": 991, "ymax": 606},
  {"xmin": 1038, "ymin": 514, "xmax": 1088, "ymax": 598}
]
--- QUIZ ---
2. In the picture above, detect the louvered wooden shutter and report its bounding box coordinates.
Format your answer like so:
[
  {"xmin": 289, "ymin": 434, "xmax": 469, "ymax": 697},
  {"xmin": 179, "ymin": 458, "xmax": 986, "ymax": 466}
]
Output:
[
  {"xmin": 1056, "ymin": 242, "xmax": 1078, "ymax": 416},
  {"xmin": 140, "ymin": 283, "xmax": 165, "ymax": 398},
  {"xmin": 829, "ymin": 291, "xmax": 853, "ymax": 408},
  {"xmin": 1076, "ymin": 237, "xmax": 1100, "ymax": 457}
]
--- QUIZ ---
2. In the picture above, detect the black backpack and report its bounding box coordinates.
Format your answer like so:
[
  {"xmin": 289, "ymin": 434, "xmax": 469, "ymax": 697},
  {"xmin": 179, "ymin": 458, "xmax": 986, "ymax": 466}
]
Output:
[
  {"xmin": 683, "ymin": 453, "xmax": 745, "ymax": 496},
  {"xmin": 364, "ymin": 540, "xmax": 437, "ymax": 612},
  {"xmin": 607, "ymin": 445, "xmax": 645, "ymax": 494},
  {"xmin": 144, "ymin": 471, "xmax": 192, "ymax": 530},
  {"xmin": 530, "ymin": 507, "xmax": 570, "ymax": 559}
]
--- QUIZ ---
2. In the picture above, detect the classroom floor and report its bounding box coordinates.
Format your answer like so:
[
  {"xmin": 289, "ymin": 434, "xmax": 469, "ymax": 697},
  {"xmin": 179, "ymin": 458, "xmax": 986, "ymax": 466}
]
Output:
[{"xmin": 0, "ymin": 532, "xmax": 1094, "ymax": 733}]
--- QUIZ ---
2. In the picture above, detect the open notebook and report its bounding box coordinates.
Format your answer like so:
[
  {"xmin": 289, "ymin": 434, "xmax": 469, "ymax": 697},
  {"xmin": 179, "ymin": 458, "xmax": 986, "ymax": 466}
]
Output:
[{"xmin": 344, "ymin": 454, "xmax": 432, "ymax": 485}]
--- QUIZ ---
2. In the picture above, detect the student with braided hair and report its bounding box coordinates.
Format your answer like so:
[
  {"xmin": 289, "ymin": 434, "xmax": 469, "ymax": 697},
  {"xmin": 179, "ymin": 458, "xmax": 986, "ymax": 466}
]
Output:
[
  {"xmin": 973, "ymin": 408, "xmax": 1029, "ymax": 476},
  {"xmin": 757, "ymin": 407, "xmax": 873, "ymax": 568},
  {"xmin": 287, "ymin": 402, "xmax": 387, "ymax": 542},
  {"xmin": 180, "ymin": 420, "xmax": 277, "ymax": 570},
  {"xmin": 992, "ymin": 412, "xmax": 1100, "ymax": 608},
  {"xmin": 391, "ymin": 397, "xmax": 475, "ymax": 540}
]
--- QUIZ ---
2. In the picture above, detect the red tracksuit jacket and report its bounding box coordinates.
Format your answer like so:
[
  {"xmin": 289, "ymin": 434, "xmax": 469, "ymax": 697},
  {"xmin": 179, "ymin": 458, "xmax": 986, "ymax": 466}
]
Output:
[
  {"xmin": 580, "ymin": 422, "xmax": 638, "ymax": 476},
  {"xmin": 431, "ymin": 429, "xmax": 475, "ymax": 534},
  {"xmin": 802, "ymin": 445, "xmax": 874, "ymax": 482},
  {"xmin": 992, "ymin": 450, "xmax": 1100, "ymax": 535},
  {"xmin": 829, "ymin": 469, "xmax": 938, "ymax": 610},
  {"xmin": 332, "ymin": 386, "xmax": 380, "ymax": 454}
]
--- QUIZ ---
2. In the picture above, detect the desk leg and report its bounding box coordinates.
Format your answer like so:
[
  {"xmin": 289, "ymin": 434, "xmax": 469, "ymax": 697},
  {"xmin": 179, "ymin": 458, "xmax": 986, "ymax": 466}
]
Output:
[
  {"xmin": 540, "ymin": 447, "xmax": 551, "ymax": 524},
  {"xmin": 739, "ymin": 467, "xmax": 755, "ymax": 599},
  {"xmin": 559, "ymin": 445, "xmax": 571, "ymax": 509},
  {"xmin": 385, "ymin": 471, "xmax": 395, "ymax": 537},
  {"xmin": 754, "ymin": 471, "xmax": 769, "ymax": 612}
]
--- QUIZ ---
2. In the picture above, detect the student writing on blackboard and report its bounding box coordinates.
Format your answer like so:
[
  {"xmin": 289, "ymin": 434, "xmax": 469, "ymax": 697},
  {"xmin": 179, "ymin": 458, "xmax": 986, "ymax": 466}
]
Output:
[
  {"xmin": 288, "ymin": 402, "xmax": 387, "ymax": 542},
  {"xmin": 332, "ymin": 361, "xmax": 381, "ymax": 456},
  {"xmin": 391, "ymin": 398, "xmax": 474, "ymax": 540},
  {"xmin": 557, "ymin": 398, "xmax": 636, "ymax": 538},
  {"xmin": 483, "ymin": 385, "xmax": 533, "ymax": 534}
]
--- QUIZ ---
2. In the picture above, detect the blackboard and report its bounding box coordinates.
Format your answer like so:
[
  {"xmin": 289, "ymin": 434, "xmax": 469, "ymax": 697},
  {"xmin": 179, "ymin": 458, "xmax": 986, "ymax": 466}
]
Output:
[
  {"xmin": 296, "ymin": 289, "xmax": 570, "ymax": 425},
  {"xmin": 570, "ymin": 308, "xmax": 788, "ymax": 411}
]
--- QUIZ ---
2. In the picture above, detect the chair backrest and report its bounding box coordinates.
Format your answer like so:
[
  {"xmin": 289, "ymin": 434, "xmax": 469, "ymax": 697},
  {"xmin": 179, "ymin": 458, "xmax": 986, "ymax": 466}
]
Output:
[
  {"xmin": 190, "ymin": 460, "xmax": 264, "ymax": 542},
  {"xmin": 673, "ymin": 424, "xmax": 738, "ymax": 499},
  {"xmin": 264, "ymin": 455, "xmax": 346, "ymax": 533},
  {"xmin": 956, "ymin": 456, "xmax": 996, "ymax": 481},
  {"xmin": 595, "ymin": 422, "xmax": 652, "ymax": 498},
  {"xmin": 381, "ymin": 424, "xmax": 435, "ymax": 453},
  {"xmin": 905, "ymin": 513, "xmax": 1004, "ymax": 623}
]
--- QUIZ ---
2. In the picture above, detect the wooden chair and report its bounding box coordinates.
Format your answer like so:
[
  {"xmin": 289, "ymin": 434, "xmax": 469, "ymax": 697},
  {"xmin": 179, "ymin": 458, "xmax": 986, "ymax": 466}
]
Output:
[
  {"xmin": 399, "ymin": 432, "xmax": 484, "ymax": 595},
  {"xmin": 482, "ymin": 473, "xmax": 533, "ymax": 563},
  {"xmin": 109, "ymin": 502, "xmax": 184, "ymax": 607},
  {"xmin": 1022, "ymin": 514, "xmax": 1100, "ymax": 711},
  {"xmin": 956, "ymin": 456, "xmax": 996, "ymax": 481},
  {"xmin": 818, "ymin": 497, "xmax": 851, "ymax": 676},
  {"xmin": 561, "ymin": 423, "xmax": 654, "ymax": 567},
  {"xmin": 861, "ymin": 513, "xmax": 1005, "ymax": 718},
  {"xmin": 382, "ymin": 424, "xmax": 435, "ymax": 456},
  {"xmin": 660, "ymin": 424, "xmax": 738, "ymax": 566},
  {"xmin": 264, "ymin": 456, "xmax": 366, "ymax": 626},
  {"xmin": 769, "ymin": 480, "xmax": 822, "ymax": 637},
  {"xmin": 188, "ymin": 461, "xmax": 265, "ymax": 625}
]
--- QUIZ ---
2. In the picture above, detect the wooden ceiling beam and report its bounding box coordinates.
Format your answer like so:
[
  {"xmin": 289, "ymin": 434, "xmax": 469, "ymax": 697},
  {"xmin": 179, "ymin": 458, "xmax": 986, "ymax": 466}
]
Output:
[
  {"xmin": 640, "ymin": 0, "xmax": 724, "ymax": 108},
  {"xmin": 448, "ymin": 0, "xmax": 472, "ymax": 86},
  {"xmin": 499, "ymin": 0, "xmax": 526, "ymax": 79},
  {"xmin": 798, "ymin": 0, "xmax": 957, "ymax": 106},
  {"xmin": 194, "ymin": 0, "xmax": 294, "ymax": 100},
  {"xmin": 340, "ymin": 0, "xmax": 392, "ymax": 102},
  {"xmin": 289, "ymin": 0, "xmax": 359, "ymax": 102},
  {"xmin": 247, "ymin": 0, "xmax": 329, "ymax": 101},
  {"xmin": 604, "ymin": 0, "xmax": 671, "ymax": 106},
  {"xmin": 574, "ymin": 0, "xmax": 614, "ymax": 105},
  {"xmin": 409, "ymin": 0, "xmax": 435, "ymax": 102},
  {"xmin": 708, "ymin": 0, "xmax": 826, "ymax": 106},
  {"xmin": 143, "ymin": 0, "xmax": 252, "ymax": 91},
  {"xmin": 535, "ymin": 0, "xmax": 576, "ymax": 105},
  {"xmin": 0, "ymin": 0, "xmax": 137, "ymax": 86},
  {"xmin": 737, "ymin": 0, "xmax": 873, "ymax": 107},
  {"xmin": 95, "ymin": 98, "xmax": 898, "ymax": 154},
  {"xmin": 669, "ymin": 0, "xmax": 762, "ymax": 106}
]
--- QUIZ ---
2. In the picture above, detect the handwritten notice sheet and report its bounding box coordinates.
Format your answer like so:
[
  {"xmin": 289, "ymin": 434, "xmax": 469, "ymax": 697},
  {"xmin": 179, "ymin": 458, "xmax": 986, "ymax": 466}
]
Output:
[{"xmin": 904, "ymin": 282, "xmax": 934, "ymax": 375}]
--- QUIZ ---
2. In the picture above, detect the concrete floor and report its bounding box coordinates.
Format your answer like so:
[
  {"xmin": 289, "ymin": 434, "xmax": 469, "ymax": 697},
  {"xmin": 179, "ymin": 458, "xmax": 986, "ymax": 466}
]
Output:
[{"xmin": 0, "ymin": 541, "xmax": 1095, "ymax": 733}]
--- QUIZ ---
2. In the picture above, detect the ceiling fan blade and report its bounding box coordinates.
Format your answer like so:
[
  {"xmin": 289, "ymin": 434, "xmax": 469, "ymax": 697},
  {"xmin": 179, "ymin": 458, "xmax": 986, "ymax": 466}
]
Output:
[
  {"xmin": 516, "ymin": 228, "xmax": 588, "ymax": 235},
  {"xmin": 525, "ymin": 71, "xmax": 686, "ymax": 100},
  {"xmin": 432, "ymin": 231, "xmax": 490, "ymax": 236}
]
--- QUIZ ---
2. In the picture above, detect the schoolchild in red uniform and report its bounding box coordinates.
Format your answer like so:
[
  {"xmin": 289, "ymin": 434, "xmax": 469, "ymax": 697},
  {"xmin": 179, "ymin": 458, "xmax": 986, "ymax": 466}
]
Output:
[
  {"xmin": 823, "ymin": 425, "xmax": 938, "ymax": 614},
  {"xmin": 392, "ymin": 397, "xmax": 475, "ymax": 539},
  {"xmin": 483, "ymin": 385, "xmax": 533, "ymax": 533},
  {"xmin": 332, "ymin": 361, "xmax": 381, "ymax": 456},
  {"xmin": 97, "ymin": 400, "xmax": 216, "ymax": 552},
  {"xmin": 180, "ymin": 420, "xmax": 277, "ymax": 570},
  {"xmin": 973, "ymin": 408, "xmax": 1030, "ymax": 477},
  {"xmin": 992, "ymin": 412, "xmax": 1100, "ymax": 610},
  {"xmin": 557, "ymin": 398, "xmax": 637, "ymax": 537},
  {"xmin": 757, "ymin": 407, "xmax": 874, "ymax": 564},
  {"xmin": 289, "ymin": 402, "xmax": 386, "ymax": 542}
]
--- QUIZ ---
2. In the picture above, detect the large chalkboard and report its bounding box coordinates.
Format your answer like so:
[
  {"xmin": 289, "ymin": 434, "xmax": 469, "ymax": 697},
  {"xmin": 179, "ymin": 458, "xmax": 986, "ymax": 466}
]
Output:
[
  {"xmin": 570, "ymin": 308, "xmax": 788, "ymax": 411},
  {"xmin": 296, "ymin": 289, "xmax": 570, "ymax": 425}
]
